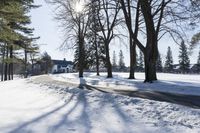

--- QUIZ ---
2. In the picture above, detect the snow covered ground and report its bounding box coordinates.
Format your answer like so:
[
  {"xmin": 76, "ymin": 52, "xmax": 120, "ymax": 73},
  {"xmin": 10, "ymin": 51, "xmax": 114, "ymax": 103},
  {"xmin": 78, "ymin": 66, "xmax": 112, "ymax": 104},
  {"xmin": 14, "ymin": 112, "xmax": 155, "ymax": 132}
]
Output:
[
  {"xmin": 50, "ymin": 72, "xmax": 200, "ymax": 96},
  {"xmin": 0, "ymin": 73, "xmax": 200, "ymax": 133}
]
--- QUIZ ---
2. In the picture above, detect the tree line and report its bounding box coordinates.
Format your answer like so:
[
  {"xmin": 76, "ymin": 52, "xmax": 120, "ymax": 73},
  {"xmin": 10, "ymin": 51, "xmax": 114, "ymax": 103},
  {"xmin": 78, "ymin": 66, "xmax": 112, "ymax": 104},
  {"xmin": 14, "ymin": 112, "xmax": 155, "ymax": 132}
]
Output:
[
  {"xmin": 112, "ymin": 50, "xmax": 126, "ymax": 72},
  {"xmin": 112, "ymin": 42, "xmax": 200, "ymax": 74},
  {"xmin": 46, "ymin": 0, "xmax": 200, "ymax": 83},
  {"xmin": 163, "ymin": 42, "xmax": 200, "ymax": 74}
]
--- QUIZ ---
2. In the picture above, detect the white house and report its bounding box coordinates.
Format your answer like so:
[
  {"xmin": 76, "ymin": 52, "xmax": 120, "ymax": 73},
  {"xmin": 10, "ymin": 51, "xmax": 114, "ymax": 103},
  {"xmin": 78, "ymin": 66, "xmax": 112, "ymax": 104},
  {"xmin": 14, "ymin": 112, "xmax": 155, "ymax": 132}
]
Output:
[{"xmin": 51, "ymin": 58, "xmax": 74, "ymax": 73}]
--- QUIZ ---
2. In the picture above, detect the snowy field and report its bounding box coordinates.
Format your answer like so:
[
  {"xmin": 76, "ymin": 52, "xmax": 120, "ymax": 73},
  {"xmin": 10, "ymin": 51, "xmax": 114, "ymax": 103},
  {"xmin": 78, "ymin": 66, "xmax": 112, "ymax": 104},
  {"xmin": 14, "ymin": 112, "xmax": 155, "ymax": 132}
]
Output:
[
  {"xmin": 50, "ymin": 72, "xmax": 200, "ymax": 96},
  {"xmin": 0, "ymin": 73, "xmax": 200, "ymax": 133}
]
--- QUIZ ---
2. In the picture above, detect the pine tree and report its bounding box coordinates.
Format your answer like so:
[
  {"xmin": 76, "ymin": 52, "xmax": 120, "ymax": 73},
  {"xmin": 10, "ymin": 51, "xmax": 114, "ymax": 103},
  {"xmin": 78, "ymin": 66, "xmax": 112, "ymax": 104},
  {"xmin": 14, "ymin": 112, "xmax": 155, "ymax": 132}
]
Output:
[
  {"xmin": 0, "ymin": 0, "xmax": 37, "ymax": 81},
  {"xmin": 86, "ymin": 0, "xmax": 102, "ymax": 75},
  {"xmin": 196, "ymin": 49, "xmax": 200, "ymax": 73},
  {"xmin": 73, "ymin": 41, "xmax": 87, "ymax": 71},
  {"xmin": 179, "ymin": 41, "xmax": 190, "ymax": 73},
  {"xmin": 118, "ymin": 50, "xmax": 125, "ymax": 71},
  {"xmin": 40, "ymin": 52, "xmax": 52, "ymax": 74},
  {"xmin": 112, "ymin": 51, "xmax": 117, "ymax": 71},
  {"xmin": 138, "ymin": 50, "xmax": 144, "ymax": 72},
  {"xmin": 156, "ymin": 52, "xmax": 163, "ymax": 72},
  {"xmin": 164, "ymin": 46, "xmax": 174, "ymax": 73},
  {"xmin": 75, "ymin": 34, "xmax": 105, "ymax": 72}
]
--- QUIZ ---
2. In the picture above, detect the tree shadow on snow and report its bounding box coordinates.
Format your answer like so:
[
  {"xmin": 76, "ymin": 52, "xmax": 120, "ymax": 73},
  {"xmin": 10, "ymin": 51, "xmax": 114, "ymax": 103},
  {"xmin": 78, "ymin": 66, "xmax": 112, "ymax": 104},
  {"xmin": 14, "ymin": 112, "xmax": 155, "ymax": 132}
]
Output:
[
  {"xmin": 7, "ymin": 76, "xmax": 198, "ymax": 133},
  {"xmin": 8, "ymin": 85, "xmax": 92, "ymax": 133},
  {"xmin": 113, "ymin": 81, "xmax": 200, "ymax": 109}
]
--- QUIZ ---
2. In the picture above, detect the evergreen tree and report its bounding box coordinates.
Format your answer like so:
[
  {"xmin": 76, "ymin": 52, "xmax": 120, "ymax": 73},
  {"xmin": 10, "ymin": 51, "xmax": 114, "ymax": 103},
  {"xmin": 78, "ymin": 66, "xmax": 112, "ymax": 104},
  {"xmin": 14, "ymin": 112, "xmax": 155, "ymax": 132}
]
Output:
[
  {"xmin": 40, "ymin": 52, "xmax": 52, "ymax": 74},
  {"xmin": 86, "ymin": 0, "xmax": 102, "ymax": 75},
  {"xmin": 0, "ymin": 0, "xmax": 37, "ymax": 81},
  {"xmin": 156, "ymin": 52, "xmax": 163, "ymax": 72},
  {"xmin": 164, "ymin": 46, "xmax": 174, "ymax": 73},
  {"xmin": 118, "ymin": 50, "xmax": 125, "ymax": 71},
  {"xmin": 179, "ymin": 41, "xmax": 190, "ymax": 73},
  {"xmin": 196, "ymin": 49, "xmax": 200, "ymax": 73},
  {"xmin": 85, "ymin": 32, "xmax": 105, "ymax": 72},
  {"xmin": 73, "ymin": 41, "xmax": 87, "ymax": 71},
  {"xmin": 112, "ymin": 51, "xmax": 117, "ymax": 70},
  {"xmin": 138, "ymin": 50, "xmax": 144, "ymax": 72}
]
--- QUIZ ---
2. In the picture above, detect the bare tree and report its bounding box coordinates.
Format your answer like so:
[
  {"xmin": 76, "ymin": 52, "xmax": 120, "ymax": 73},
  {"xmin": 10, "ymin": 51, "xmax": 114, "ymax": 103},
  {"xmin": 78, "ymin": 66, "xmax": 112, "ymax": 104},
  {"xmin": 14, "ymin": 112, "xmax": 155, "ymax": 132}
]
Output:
[
  {"xmin": 96, "ymin": 0, "xmax": 121, "ymax": 78},
  {"xmin": 119, "ymin": 0, "xmax": 141, "ymax": 79},
  {"xmin": 47, "ymin": 0, "xmax": 91, "ymax": 77},
  {"xmin": 120, "ymin": 0, "xmax": 176, "ymax": 82}
]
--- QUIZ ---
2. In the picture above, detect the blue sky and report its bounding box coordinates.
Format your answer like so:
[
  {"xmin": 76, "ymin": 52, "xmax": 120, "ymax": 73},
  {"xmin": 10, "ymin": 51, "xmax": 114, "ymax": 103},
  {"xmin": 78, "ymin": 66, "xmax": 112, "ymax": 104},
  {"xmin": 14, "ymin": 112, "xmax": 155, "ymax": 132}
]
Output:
[{"xmin": 30, "ymin": 0, "xmax": 199, "ymax": 66}]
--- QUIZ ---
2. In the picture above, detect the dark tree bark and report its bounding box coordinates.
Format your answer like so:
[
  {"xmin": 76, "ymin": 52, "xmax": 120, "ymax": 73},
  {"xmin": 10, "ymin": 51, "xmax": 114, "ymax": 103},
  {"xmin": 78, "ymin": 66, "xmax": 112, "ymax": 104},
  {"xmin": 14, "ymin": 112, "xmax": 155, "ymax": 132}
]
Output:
[
  {"xmin": 24, "ymin": 45, "xmax": 28, "ymax": 78},
  {"xmin": 128, "ymin": 0, "xmax": 140, "ymax": 79},
  {"xmin": 4, "ymin": 46, "xmax": 8, "ymax": 81},
  {"xmin": 105, "ymin": 40, "xmax": 112, "ymax": 78},
  {"xmin": 140, "ymin": 0, "xmax": 167, "ymax": 82},
  {"xmin": 8, "ymin": 45, "xmax": 13, "ymax": 80},
  {"xmin": 129, "ymin": 37, "xmax": 135, "ymax": 79},
  {"xmin": 95, "ymin": 35, "xmax": 100, "ymax": 76},
  {"xmin": 31, "ymin": 56, "xmax": 34, "ymax": 75},
  {"xmin": 1, "ymin": 44, "xmax": 5, "ymax": 81},
  {"xmin": 11, "ymin": 49, "xmax": 13, "ymax": 80},
  {"xmin": 78, "ymin": 36, "xmax": 85, "ymax": 78},
  {"xmin": 78, "ymin": 14, "xmax": 86, "ymax": 78},
  {"xmin": 128, "ymin": 0, "xmax": 135, "ymax": 79}
]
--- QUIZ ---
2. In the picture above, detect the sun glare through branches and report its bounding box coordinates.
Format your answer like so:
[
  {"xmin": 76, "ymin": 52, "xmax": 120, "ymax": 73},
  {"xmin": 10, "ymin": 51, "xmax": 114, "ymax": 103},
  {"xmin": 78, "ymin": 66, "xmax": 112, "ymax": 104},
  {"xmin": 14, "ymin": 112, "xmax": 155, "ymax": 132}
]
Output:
[{"xmin": 75, "ymin": 0, "xmax": 84, "ymax": 13}]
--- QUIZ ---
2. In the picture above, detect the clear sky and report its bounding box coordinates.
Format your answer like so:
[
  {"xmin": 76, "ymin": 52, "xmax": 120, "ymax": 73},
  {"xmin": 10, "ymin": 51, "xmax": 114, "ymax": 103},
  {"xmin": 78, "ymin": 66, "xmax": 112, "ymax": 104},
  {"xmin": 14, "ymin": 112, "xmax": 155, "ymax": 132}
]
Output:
[{"xmin": 30, "ymin": 0, "xmax": 199, "ymax": 66}]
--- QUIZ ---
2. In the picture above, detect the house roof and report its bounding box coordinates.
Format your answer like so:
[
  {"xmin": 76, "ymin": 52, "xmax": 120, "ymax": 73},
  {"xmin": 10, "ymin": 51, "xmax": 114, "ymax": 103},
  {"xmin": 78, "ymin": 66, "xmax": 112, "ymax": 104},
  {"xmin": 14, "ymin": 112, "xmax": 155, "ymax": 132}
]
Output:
[{"xmin": 52, "ymin": 59, "xmax": 73, "ymax": 67}]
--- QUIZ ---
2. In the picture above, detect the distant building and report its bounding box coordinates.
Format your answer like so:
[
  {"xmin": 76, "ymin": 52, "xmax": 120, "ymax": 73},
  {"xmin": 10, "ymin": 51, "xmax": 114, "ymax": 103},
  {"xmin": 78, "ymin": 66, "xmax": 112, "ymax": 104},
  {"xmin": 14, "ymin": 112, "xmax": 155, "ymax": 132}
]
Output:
[
  {"xmin": 172, "ymin": 64, "xmax": 199, "ymax": 74},
  {"xmin": 51, "ymin": 58, "xmax": 74, "ymax": 74},
  {"xmin": 190, "ymin": 64, "xmax": 200, "ymax": 73}
]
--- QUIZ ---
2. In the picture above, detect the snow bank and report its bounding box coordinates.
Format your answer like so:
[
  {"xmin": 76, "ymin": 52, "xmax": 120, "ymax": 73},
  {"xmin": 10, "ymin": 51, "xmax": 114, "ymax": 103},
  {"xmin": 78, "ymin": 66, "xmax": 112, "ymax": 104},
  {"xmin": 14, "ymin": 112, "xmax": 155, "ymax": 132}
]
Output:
[
  {"xmin": 0, "ymin": 77, "xmax": 199, "ymax": 133},
  {"xmin": 50, "ymin": 72, "xmax": 200, "ymax": 96}
]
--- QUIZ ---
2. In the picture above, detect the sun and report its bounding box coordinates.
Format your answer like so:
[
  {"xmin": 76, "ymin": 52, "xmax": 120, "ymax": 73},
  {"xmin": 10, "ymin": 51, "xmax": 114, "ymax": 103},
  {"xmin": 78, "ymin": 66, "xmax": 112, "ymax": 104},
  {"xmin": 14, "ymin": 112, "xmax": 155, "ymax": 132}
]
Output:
[{"xmin": 75, "ymin": 1, "xmax": 84, "ymax": 13}]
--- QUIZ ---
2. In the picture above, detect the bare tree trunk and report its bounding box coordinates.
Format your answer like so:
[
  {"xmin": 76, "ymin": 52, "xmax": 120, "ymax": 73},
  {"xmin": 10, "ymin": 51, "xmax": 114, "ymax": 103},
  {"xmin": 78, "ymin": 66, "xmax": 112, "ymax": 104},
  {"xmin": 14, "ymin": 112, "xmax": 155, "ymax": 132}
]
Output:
[
  {"xmin": 144, "ymin": 43, "xmax": 158, "ymax": 82},
  {"xmin": 30, "ymin": 59, "xmax": 33, "ymax": 75},
  {"xmin": 105, "ymin": 41, "xmax": 112, "ymax": 78},
  {"xmin": 78, "ymin": 36, "xmax": 85, "ymax": 78},
  {"xmin": 129, "ymin": 1, "xmax": 140, "ymax": 79},
  {"xmin": 95, "ymin": 36, "xmax": 100, "ymax": 76},
  {"xmin": 1, "ymin": 44, "xmax": 5, "ymax": 81},
  {"xmin": 24, "ymin": 47, "xmax": 28, "ymax": 78},
  {"xmin": 129, "ymin": 37, "xmax": 135, "ymax": 79},
  {"xmin": 4, "ymin": 46, "xmax": 8, "ymax": 81},
  {"xmin": 119, "ymin": 0, "xmax": 140, "ymax": 79},
  {"xmin": 8, "ymin": 61, "xmax": 11, "ymax": 80},
  {"xmin": 128, "ymin": 0, "xmax": 135, "ymax": 79},
  {"xmin": 140, "ymin": 0, "xmax": 158, "ymax": 82},
  {"xmin": 0, "ymin": 61, "xmax": 4, "ymax": 81},
  {"xmin": 8, "ymin": 45, "xmax": 13, "ymax": 80}
]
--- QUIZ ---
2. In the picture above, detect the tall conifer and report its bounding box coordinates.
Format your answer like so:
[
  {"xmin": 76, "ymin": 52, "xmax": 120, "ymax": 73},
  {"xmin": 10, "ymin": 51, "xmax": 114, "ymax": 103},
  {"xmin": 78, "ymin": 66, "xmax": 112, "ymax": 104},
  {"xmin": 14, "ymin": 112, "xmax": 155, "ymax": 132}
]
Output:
[
  {"xmin": 179, "ymin": 41, "xmax": 190, "ymax": 73},
  {"xmin": 164, "ymin": 47, "xmax": 174, "ymax": 73}
]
